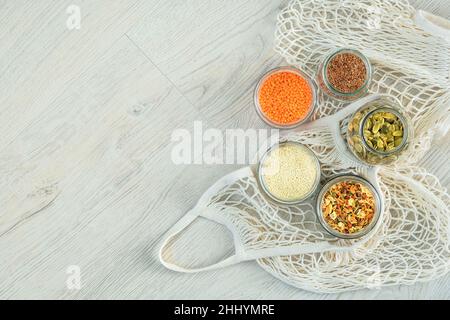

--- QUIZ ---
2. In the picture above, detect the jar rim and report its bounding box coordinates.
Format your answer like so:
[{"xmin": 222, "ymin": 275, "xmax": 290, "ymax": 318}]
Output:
[
  {"xmin": 359, "ymin": 105, "xmax": 409, "ymax": 156},
  {"xmin": 254, "ymin": 66, "xmax": 317, "ymax": 129},
  {"xmin": 257, "ymin": 140, "xmax": 321, "ymax": 205},
  {"xmin": 322, "ymin": 48, "xmax": 372, "ymax": 97},
  {"xmin": 315, "ymin": 174, "xmax": 382, "ymax": 239}
]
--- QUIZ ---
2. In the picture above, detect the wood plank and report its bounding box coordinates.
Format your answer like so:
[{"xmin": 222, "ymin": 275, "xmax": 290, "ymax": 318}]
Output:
[
  {"xmin": 0, "ymin": 0, "xmax": 448, "ymax": 299},
  {"xmin": 127, "ymin": 0, "xmax": 286, "ymax": 130},
  {"xmin": 0, "ymin": 0, "xmax": 161, "ymax": 148},
  {"xmin": 127, "ymin": 0, "xmax": 450, "ymax": 300},
  {"xmin": 0, "ymin": 34, "xmax": 211, "ymax": 298}
]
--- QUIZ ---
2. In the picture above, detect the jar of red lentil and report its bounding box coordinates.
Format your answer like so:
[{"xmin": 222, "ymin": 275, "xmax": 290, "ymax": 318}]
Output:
[
  {"xmin": 316, "ymin": 48, "xmax": 372, "ymax": 101},
  {"xmin": 254, "ymin": 66, "xmax": 317, "ymax": 129}
]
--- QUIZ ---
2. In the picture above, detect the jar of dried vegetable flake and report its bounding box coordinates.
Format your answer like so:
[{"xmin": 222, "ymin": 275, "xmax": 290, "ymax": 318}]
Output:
[
  {"xmin": 316, "ymin": 48, "xmax": 372, "ymax": 101},
  {"xmin": 346, "ymin": 95, "xmax": 413, "ymax": 165},
  {"xmin": 316, "ymin": 175, "xmax": 382, "ymax": 239}
]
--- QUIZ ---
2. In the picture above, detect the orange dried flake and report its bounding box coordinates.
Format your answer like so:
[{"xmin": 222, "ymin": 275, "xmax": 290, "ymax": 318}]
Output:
[
  {"xmin": 322, "ymin": 181, "xmax": 375, "ymax": 234},
  {"xmin": 259, "ymin": 71, "xmax": 313, "ymax": 125}
]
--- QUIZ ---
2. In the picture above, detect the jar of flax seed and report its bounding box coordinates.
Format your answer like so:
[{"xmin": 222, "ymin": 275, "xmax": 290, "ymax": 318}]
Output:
[{"xmin": 316, "ymin": 48, "xmax": 372, "ymax": 101}]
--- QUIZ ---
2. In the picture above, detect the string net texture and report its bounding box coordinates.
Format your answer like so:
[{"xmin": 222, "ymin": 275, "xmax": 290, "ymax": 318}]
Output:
[
  {"xmin": 161, "ymin": 0, "xmax": 450, "ymax": 293},
  {"xmin": 265, "ymin": 0, "xmax": 449, "ymax": 292},
  {"xmin": 200, "ymin": 106, "xmax": 449, "ymax": 292},
  {"xmin": 275, "ymin": 0, "xmax": 450, "ymax": 165}
]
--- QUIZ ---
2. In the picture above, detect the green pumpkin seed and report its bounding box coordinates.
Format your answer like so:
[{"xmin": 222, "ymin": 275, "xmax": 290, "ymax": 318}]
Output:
[
  {"xmin": 383, "ymin": 112, "xmax": 397, "ymax": 121},
  {"xmin": 348, "ymin": 107, "xmax": 407, "ymax": 165},
  {"xmin": 361, "ymin": 110, "xmax": 405, "ymax": 153},
  {"xmin": 372, "ymin": 122, "xmax": 381, "ymax": 133},
  {"xmin": 376, "ymin": 138, "xmax": 384, "ymax": 149},
  {"xmin": 394, "ymin": 137, "xmax": 403, "ymax": 147},
  {"xmin": 373, "ymin": 114, "xmax": 383, "ymax": 121}
]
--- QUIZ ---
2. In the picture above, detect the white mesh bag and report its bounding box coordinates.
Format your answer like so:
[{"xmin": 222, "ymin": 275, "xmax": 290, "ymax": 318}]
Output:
[
  {"xmin": 159, "ymin": 0, "xmax": 450, "ymax": 293},
  {"xmin": 275, "ymin": 0, "xmax": 450, "ymax": 163}
]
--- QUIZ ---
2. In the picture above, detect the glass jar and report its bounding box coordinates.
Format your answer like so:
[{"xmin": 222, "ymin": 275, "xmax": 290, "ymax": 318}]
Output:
[
  {"xmin": 254, "ymin": 66, "xmax": 317, "ymax": 129},
  {"xmin": 346, "ymin": 95, "xmax": 413, "ymax": 165},
  {"xmin": 257, "ymin": 140, "xmax": 321, "ymax": 204},
  {"xmin": 315, "ymin": 175, "xmax": 382, "ymax": 239},
  {"xmin": 316, "ymin": 48, "xmax": 372, "ymax": 101}
]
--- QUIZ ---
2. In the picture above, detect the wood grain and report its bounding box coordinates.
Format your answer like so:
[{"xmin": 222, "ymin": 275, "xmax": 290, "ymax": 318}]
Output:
[{"xmin": 0, "ymin": 0, "xmax": 448, "ymax": 299}]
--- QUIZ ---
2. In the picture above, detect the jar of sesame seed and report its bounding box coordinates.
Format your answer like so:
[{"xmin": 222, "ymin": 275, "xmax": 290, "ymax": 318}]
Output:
[
  {"xmin": 316, "ymin": 48, "xmax": 372, "ymax": 101},
  {"xmin": 257, "ymin": 140, "xmax": 321, "ymax": 204}
]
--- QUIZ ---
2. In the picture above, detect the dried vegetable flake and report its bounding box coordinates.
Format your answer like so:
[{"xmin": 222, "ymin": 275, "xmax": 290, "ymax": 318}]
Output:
[{"xmin": 322, "ymin": 180, "xmax": 375, "ymax": 234}]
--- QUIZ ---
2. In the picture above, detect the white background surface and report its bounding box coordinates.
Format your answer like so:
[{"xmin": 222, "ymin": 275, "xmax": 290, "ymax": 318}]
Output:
[{"xmin": 0, "ymin": 0, "xmax": 448, "ymax": 299}]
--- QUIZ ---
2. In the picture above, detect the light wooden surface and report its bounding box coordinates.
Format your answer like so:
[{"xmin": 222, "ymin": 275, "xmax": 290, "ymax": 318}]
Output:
[{"xmin": 0, "ymin": 0, "xmax": 448, "ymax": 299}]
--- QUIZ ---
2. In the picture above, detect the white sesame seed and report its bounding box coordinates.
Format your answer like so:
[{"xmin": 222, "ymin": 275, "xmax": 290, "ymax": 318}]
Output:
[{"xmin": 261, "ymin": 142, "xmax": 318, "ymax": 202}]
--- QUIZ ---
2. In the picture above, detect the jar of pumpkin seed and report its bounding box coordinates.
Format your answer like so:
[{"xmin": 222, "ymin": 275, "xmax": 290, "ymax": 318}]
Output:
[{"xmin": 346, "ymin": 95, "xmax": 413, "ymax": 165}]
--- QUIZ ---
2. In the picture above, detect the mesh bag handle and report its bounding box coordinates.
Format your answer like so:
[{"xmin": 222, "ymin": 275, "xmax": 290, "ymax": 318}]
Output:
[
  {"xmin": 159, "ymin": 208, "xmax": 242, "ymax": 273},
  {"xmin": 414, "ymin": 10, "xmax": 450, "ymax": 40}
]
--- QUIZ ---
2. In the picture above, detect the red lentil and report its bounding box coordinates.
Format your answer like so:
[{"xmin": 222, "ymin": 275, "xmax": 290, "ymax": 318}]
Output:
[{"xmin": 258, "ymin": 71, "xmax": 313, "ymax": 125}]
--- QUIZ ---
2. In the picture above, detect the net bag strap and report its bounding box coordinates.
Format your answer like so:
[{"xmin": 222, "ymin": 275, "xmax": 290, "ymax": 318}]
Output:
[
  {"xmin": 414, "ymin": 10, "xmax": 450, "ymax": 40},
  {"xmin": 158, "ymin": 168, "xmax": 253, "ymax": 273},
  {"xmin": 158, "ymin": 208, "xmax": 242, "ymax": 273}
]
